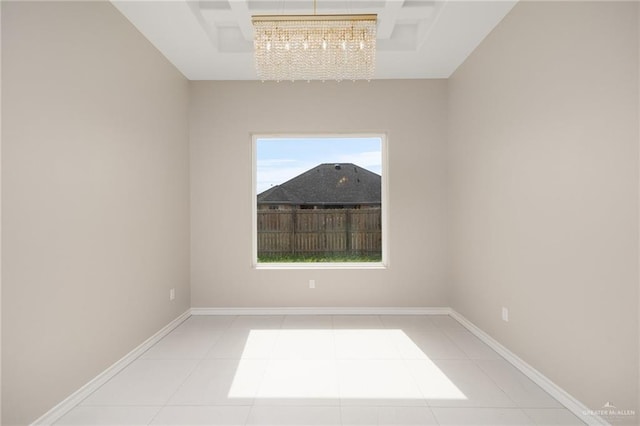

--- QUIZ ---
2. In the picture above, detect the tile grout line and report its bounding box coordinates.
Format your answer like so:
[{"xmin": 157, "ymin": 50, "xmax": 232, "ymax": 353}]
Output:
[
  {"xmin": 144, "ymin": 316, "xmax": 238, "ymax": 425},
  {"xmin": 448, "ymin": 311, "xmax": 599, "ymax": 425},
  {"xmin": 42, "ymin": 311, "xmax": 594, "ymax": 425}
]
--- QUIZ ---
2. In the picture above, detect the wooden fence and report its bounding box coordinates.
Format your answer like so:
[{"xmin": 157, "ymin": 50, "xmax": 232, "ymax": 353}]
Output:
[{"xmin": 257, "ymin": 208, "xmax": 381, "ymax": 256}]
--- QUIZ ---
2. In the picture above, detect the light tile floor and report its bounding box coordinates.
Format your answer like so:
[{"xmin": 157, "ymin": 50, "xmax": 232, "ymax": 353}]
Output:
[{"xmin": 55, "ymin": 315, "xmax": 586, "ymax": 425}]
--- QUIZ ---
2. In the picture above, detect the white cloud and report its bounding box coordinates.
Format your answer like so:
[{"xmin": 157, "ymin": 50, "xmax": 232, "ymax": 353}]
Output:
[
  {"xmin": 257, "ymin": 158, "xmax": 297, "ymax": 167},
  {"xmin": 337, "ymin": 151, "xmax": 382, "ymax": 174},
  {"xmin": 257, "ymin": 163, "xmax": 313, "ymax": 194}
]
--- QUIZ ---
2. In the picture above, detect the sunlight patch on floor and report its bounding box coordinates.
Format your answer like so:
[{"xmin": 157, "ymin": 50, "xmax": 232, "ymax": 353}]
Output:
[{"xmin": 227, "ymin": 329, "xmax": 467, "ymax": 401}]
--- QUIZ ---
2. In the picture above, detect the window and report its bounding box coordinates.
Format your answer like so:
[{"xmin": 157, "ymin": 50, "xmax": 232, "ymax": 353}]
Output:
[{"xmin": 252, "ymin": 134, "xmax": 387, "ymax": 268}]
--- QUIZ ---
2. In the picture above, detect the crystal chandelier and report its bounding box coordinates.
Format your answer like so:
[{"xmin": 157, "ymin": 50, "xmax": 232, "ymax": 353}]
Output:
[{"xmin": 252, "ymin": 3, "xmax": 377, "ymax": 82}]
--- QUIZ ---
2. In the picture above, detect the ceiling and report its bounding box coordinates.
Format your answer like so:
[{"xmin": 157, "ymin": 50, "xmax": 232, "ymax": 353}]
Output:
[{"xmin": 111, "ymin": 0, "xmax": 517, "ymax": 80}]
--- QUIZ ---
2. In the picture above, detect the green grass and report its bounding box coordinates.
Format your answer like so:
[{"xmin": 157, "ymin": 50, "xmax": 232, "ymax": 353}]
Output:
[{"xmin": 258, "ymin": 253, "xmax": 382, "ymax": 263}]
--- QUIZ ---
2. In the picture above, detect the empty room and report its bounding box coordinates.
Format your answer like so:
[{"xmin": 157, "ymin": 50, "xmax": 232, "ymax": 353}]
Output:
[{"xmin": 1, "ymin": 0, "xmax": 638, "ymax": 425}]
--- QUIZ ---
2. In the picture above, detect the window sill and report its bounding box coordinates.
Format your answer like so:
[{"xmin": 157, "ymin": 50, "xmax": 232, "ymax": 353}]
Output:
[{"xmin": 254, "ymin": 262, "xmax": 387, "ymax": 270}]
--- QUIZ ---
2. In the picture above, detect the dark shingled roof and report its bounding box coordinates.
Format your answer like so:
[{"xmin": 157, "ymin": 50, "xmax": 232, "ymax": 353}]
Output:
[{"xmin": 258, "ymin": 163, "xmax": 381, "ymax": 206}]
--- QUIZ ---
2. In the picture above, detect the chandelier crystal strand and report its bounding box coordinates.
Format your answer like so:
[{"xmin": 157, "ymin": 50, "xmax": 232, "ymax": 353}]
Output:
[{"xmin": 252, "ymin": 15, "xmax": 377, "ymax": 82}]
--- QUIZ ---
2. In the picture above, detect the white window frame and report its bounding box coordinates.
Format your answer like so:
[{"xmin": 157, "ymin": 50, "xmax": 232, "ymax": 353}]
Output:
[{"xmin": 252, "ymin": 133, "xmax": 389, "ymax": 270}]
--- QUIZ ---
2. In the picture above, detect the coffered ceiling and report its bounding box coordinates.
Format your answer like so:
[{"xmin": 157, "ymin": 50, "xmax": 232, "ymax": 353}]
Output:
[{"xmin": 111, "ymin": 0, "xmax": 517, "ymax": 80}]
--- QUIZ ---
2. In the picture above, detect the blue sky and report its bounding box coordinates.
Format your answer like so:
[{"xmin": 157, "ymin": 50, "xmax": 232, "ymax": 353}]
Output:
[{"xmin": 256, "ymin": 137, "xmax": 382, "ymax": 194}]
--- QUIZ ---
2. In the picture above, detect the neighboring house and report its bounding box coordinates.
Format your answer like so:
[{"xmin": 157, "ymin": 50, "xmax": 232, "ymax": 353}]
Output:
[{"xmin": 257, "ymin": 163, "xmax": 381, "ymax": 210}]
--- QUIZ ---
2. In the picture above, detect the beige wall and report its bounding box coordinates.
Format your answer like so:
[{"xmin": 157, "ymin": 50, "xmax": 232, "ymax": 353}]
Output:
[
  {"xmin": 1, "ymin": 2, "xmax": 190, "ymax": 424},
  {"xmin": 1, "ymin": 1, "xmax": 3, "ymax": 422},
  {"xmin": 2, "ymin": 1, "xmax": 638, "ymax": 424},
  {"xmin": 448, "ymin": 1, "xmax": 639, "ymax": 420},
  {"xmin": 190, "ymin": 80, "xmax": 448, "ymax": 308}
]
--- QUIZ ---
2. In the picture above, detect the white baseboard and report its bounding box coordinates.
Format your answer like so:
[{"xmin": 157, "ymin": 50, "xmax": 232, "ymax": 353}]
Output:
[
  {"xmin": 31, "ymin": 309, "xmax": 191, "ymax": 426},
  {"xmin": 31, "ymin": 307, "xmax": 605, "ymax": 426},
  {"xmin": 190, "ymin": 306, "xmax": 452, "ymax": 316},
  {"xmin": 449, "ymin": 310, "xmax": 608, "ymax": 426},
  {"xmin": 192, "ymin": 306, "xmax": 607, "ymax": 424}
]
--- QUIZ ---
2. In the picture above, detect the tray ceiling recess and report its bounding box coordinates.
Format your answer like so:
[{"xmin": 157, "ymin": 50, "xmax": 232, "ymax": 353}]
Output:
[{"xmin": 111, "ymin": 0, "xmax": 517, "ymax": 80}]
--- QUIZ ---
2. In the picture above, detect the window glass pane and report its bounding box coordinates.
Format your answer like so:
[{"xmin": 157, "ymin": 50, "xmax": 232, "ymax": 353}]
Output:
[{"xmin": 255, "ymin": 136, "xmax": 384, "ymax": 264}]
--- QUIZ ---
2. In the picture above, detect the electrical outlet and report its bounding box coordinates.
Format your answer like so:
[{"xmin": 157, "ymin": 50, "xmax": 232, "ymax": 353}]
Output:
[
  {"xmin": 501, "ymin": 307, "xmax": 509, "ymax": 322},
  {"xmin": 309, "ymin": 279, "xmax": 315, "ymax": 289},
  {"xmin": 169, "ymin": 288, "xmax": 175, "ymax": 301}
]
